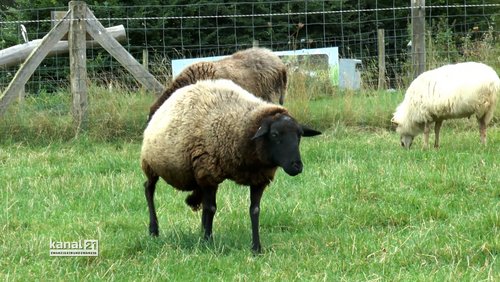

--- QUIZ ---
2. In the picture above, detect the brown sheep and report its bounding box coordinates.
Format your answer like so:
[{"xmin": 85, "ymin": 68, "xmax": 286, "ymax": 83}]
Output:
[
  {"xmin": 141, "ymin": 79, "xmax": 321, "ymax": 252},
  {"xmin": 147, "ymin": 47, "xmax": 288, "ymax": 123}
]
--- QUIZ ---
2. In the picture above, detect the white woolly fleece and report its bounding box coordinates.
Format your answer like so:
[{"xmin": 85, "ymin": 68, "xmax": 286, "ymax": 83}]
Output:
[{"xmin": 393, "ymin": 62, "xmax": 499, "ymax": 136}]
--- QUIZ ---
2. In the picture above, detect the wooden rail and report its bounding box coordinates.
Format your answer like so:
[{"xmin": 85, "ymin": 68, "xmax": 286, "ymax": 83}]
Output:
[{"xmin": 0, "ymin": 25, "xmax": 126, "ymax": 68}]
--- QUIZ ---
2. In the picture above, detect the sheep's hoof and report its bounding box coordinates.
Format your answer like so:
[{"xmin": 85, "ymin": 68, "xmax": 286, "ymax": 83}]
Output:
[
  {"xmin": 149, "ymin": 226, "xmax": 159, "ymax": 237},
  {"xmin": 203, "ymin": 233, "xmax": 213, "ymax": 242},
  {"xmin": 252, "ymin": 244, "xmax": 262, "ymax": 254}
]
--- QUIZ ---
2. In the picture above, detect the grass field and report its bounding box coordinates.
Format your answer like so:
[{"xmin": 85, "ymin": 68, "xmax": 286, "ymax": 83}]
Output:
[{"xmin": 0, "ymin": 87, "xmax": 499, "ymax": 280}]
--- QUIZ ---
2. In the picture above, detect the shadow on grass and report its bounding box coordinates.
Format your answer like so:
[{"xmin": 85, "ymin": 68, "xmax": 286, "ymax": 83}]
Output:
[{"xmin": 108, "ymin": 221, "xmax": 265, "ymax": 258}]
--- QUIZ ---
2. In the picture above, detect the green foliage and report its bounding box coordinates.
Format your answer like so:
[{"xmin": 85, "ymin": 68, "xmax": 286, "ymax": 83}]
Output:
[
  {"xmin": 425, "ymin": 15, "xmax": 500, "ymax": 73},
  {"xmin": 460, "ymin": 25, "xmax": 500, "ymax": 70}
]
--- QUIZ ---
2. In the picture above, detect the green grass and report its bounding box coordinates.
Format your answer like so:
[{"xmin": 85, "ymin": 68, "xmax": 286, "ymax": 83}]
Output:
[{"xmin": 0, "ymin": 87, "xmax": 499, "ymax": 280}]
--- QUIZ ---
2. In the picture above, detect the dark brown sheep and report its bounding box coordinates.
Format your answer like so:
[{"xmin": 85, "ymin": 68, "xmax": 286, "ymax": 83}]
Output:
[{"xmin": 141, "ymin": 79, "xmax": 321, "ymax": 252}]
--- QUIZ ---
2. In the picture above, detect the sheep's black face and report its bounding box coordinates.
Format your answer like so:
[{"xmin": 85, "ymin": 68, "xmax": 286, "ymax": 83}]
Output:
[{"xmin": 252, "ymin": 114, "xmax": 321, "ymax": 176}]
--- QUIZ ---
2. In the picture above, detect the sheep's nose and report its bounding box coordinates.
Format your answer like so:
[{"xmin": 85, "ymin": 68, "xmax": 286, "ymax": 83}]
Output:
[
  {"xmin": 283, "ymin": 160, "xmax": 303, "ymax": 176},
  {"xmin": 279, "ymin": 94, "xmax": 284, "ymax": 105},
  {"xmin": 290, "ymin": 160, "xmax": 303, "ymax": 174},
  {"xmin": 292, "ymin": 161, "xmax": 303, "ymax": 171}
]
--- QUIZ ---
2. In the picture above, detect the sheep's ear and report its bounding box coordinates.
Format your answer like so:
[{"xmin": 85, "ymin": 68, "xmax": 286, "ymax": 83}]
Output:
[
  {"xmin": 251, "ymin": 124, "xmax": 270, "ymax": 140},
  {"xmin": 301, "ymin": 125, "xmax": 322, "ymax": 137}
]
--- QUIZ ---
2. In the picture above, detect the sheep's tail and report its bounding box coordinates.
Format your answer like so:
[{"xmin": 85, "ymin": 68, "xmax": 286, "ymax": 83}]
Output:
[
  {"xmin": 185, "ymin": 190, "xmax": 203, "ymax": 211},
  {"xmin": 482, "ymin": 78, "xmax": 500, "ymax": 123},
  {"xmin": 147, "ymin": 63, "xmax": 217, "ymax": 124}
]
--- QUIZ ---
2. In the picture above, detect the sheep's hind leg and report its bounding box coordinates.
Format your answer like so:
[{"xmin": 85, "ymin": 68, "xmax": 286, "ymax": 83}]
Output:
[
  {"xmin": 144, "ymin": 175, "xmax": 160, "ymax": 236},
  {"xmin": 434, "ymin": 120, "xmax": 443, "ymax": 148},
  {"xmin": 201, "ymin": 187, "xmax": 218, "ymax": 240},
  {"xmin": 249, "ymin": 185, "xmax": 266, "ymax": 253},
  {"xmin": 479, "ymin": 116, "xmax": 487, "ymax": 145},
  {"xmin": 423, "ymin": 123, "xmax": 430, "ymax": 149}
]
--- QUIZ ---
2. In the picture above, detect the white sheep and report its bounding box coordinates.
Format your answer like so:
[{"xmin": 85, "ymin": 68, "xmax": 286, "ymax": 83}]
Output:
[
  {"xmin": 392, "ymin": 62, "xmax": 499, "ymax": 149},
  {"xmin": 141, "ymin": 79, "xmax": 321, "ymax": 252}
]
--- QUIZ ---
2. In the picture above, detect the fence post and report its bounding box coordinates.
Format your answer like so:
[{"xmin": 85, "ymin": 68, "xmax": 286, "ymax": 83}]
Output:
[
  {"xmin": 411, "ymin": 0, "xmax": 426, "ymax": 79},
  {"xmin": 377, "ymin": 29, "xmax": 386, "ymax": 90},
  {"xmin": 18, "ymin": 87, "xmax": 25, "ymax": 102},
  {"xmin": 69, "ymin": 1, "xmax": 88, "ymax": 131},
  {"xmin": 142, "ymin": 49, "xmax": 149, "ymax": 71}
]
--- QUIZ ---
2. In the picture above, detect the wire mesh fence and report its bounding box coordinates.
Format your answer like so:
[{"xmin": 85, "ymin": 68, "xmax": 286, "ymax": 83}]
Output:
[{"xmin": 0, "ymin": 0, "xmax": 499, "ymax": 95}]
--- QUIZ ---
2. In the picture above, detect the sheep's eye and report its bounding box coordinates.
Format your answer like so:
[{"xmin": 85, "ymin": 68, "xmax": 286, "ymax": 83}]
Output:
[{"xmin": 271, "ymin": 132, "xmax": 279, "ymax": 138}]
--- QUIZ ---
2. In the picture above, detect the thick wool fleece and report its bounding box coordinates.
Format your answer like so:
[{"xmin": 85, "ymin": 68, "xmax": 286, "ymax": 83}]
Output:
[
  {"xmin": 147, "ymin": 47, "xmax": 287, "ymax": 121},
  {"xmin": 141, "ymin": 79, "xmax": 288, "ymax": 202}
]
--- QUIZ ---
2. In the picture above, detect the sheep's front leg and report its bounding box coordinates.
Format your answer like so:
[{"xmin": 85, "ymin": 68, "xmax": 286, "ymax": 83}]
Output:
[
  {"xmin": 249, "ymin": 185, "xmax": 266, "ymax": 253},
  {"xmin": 201, "ymin": 187, "xmax": 218, "ymax": 240},
  {"xmin": 144, "ymin": 175, "xmax": 160, "ymax": 236},
  {"xmin": 434, "ymin": 120, "xmax": 443, "ymax": 148}
]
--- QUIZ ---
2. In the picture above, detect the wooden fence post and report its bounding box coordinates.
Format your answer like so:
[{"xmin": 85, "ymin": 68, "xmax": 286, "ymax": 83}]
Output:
[
  {"xmin": 411, "ymin": 0, "xmax": 426, "ymax": 79},
  {"xmin": 142, "ymin": 49, "xmax": 149, "ymax": 71},
  {"xmin": 69, "ymin": 1, "xmax": 88, "ymax": 131},
  {"xmin": 377, "ymin": 28, "xmax": 386, "ymax": 90},
  {"xmin": 18, "ymin": 88, "xmax": 25, "ymax": 102}
]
